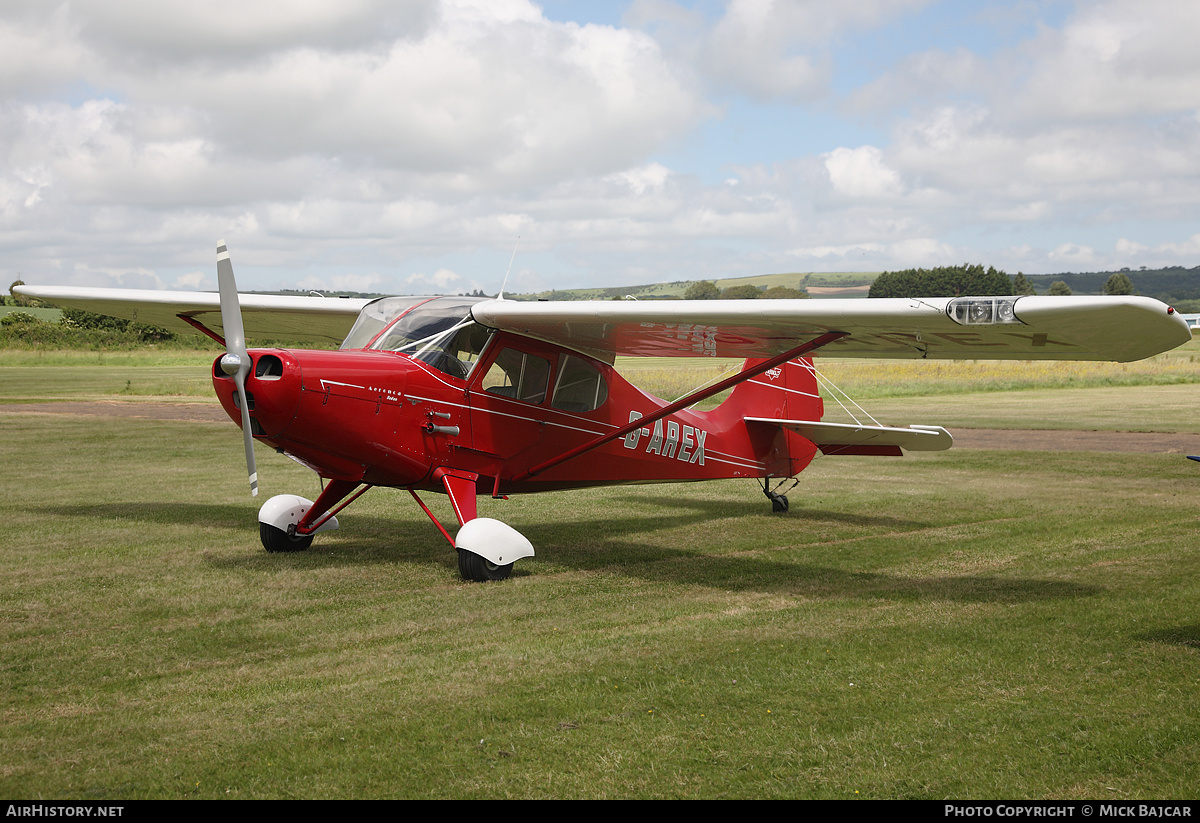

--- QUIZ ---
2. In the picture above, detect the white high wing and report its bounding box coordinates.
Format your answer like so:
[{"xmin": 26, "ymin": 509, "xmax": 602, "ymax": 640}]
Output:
[{"xmin": 16, "ymin": 286, "xmax": 1191, "ymax": 363}]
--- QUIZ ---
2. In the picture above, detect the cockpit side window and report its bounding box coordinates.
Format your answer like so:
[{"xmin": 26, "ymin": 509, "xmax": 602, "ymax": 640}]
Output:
[
  {"xmin": 482, "ymin": 348, "xmax": 551, "ymax": 405},
  {"xmin": 415, "ymin": 322, "xmax": 493, "ymax": 379}
]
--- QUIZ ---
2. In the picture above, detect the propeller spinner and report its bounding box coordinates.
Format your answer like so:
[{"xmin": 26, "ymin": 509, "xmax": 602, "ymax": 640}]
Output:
[{"xmin": 216, "ymin": 240, "xmax": 258, "ymax": 497}]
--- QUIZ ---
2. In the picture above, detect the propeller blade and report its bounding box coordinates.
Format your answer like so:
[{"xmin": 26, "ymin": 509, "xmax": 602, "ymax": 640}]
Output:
[
  {"xmin": 217, "ymin": 240, "xmax": 247, "ymax": 360},
  {"xmin": 216, "ymin": 240, "xmax": 258, "ymax": 497},
  {"xmin": 234, "ymin": 370, "xmax": 258, "ymax": 498}
]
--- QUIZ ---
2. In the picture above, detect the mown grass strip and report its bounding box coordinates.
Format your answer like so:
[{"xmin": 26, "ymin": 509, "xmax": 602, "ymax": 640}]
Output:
[{"xmin": 1, "ymin": 394, "xmax": 1198, "ymax": 798}]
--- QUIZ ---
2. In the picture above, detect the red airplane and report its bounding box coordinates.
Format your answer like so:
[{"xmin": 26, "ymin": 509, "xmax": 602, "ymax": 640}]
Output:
[{"xmin": 18, "ymin": 243, "xmax": 1192, "ymax": 580}]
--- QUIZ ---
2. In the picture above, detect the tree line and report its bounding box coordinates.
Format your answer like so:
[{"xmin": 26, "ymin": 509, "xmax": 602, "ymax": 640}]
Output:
[
  {"xmin": 865, "ymin": 265, "xmax": 1140, "ymax": 299},
  {"xmin": 868, "ymin": 265, "xmax": 1013, "ymax": 298},
  {"xmin": 683, "ymin": 281, "xmax": 810, "ymax": 300}
]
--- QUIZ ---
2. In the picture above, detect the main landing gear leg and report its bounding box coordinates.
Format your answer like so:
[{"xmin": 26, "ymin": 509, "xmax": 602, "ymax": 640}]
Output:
[
  {"xmin": 436, "ymin": 470, "xmax": 509, "ymax": 581},
  {"xmin": 412, "ymin": 469, "xmax": 534, "ymax": 582}
]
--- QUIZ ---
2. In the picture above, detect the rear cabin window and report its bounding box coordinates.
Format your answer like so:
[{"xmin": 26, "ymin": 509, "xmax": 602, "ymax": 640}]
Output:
[
  {"xmin": 482, "ymin": 348, "xmax": 551, "ymax": 405},
  {"xmin": 550, "ymin": 355, "xmax": 608, "ymax": 412}
]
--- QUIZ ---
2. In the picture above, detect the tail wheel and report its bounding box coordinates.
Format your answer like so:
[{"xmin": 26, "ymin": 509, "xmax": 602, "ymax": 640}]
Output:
[
  {"xmin": 762, "ymin": 479, "xmax": 795, "ymax": 514},
  {"xmin": 260, "ymin": 522, "xmax": 313, "ymax": 553},
  {"xmin": 457, "ymin": 549, "xmax": 513, "ymax": 582}
]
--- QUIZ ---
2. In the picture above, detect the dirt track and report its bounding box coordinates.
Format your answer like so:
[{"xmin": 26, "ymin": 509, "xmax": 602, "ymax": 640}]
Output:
[
  {"xmin": 5, "ymin": 400, "xmax": 1200, "ymax": 454},
  {"xmin": 2, "ymin": 401, "xmax": 230, "ymax": 424},
  {"xmin": 950, "ymin": 428, "xmax": 1200, "ymax": 453}
]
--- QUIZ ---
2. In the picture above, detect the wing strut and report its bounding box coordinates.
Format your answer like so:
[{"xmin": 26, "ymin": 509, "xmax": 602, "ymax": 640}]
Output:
[
  {"xmin": 512, "ymin": 330, "xmax": 849, "ymax": 483},
  {"xmin": 177, "ymin": 314, "xmax": 226, "ymax": 346}
]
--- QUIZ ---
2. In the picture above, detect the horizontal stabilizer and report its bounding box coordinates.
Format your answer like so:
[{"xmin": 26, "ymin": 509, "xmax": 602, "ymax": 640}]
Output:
[{"xmin": 747, "ymin": 417, "xmax": 953, "ymax": 455}]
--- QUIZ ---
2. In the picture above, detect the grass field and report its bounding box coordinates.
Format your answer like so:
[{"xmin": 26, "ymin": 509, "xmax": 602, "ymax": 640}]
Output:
[
  {"xmin": 6, "ymin": 339, "xmax": 1198, "ymax": 407},
  {"xmin": 0, "ymin": 307, "xmax": 62, "ymax": 323},
  {"xmin": 2, "ymin": 352, "xmax": 1200, "ymax": 798}
]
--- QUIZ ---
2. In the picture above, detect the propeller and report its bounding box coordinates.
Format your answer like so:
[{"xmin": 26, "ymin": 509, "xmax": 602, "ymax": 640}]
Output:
[{"xmin": 216, "ymin": 240, "xmax": 258, "ymax": 497}]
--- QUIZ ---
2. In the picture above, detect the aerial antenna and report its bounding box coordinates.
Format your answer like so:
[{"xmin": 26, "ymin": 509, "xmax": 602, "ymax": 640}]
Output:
[{"xmin": 497, "ymin": 237, "xmax": 520, "ymax": 300}]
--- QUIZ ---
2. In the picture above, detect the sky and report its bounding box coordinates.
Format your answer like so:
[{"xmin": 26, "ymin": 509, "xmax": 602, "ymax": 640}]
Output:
[{"xmin": 5, "ymin": 0, "xmax": 1200, "ymax": 296}]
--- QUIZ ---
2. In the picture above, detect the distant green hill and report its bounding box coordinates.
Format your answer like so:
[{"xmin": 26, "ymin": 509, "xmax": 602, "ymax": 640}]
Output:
[
  {"xmin": 518, "ymin": 271, "xmax": 879, "ymax": 301},
  {"xmin": 519, "ymin": 265, "xmax": 1200, "ymax": 304},
  {"xmin": 1024, "ymin": 267, "xmax": 1200, "ymax": 305}
]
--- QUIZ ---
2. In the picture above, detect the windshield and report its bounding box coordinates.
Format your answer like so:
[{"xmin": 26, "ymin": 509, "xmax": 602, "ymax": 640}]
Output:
[
  {"xmin": 340, "ymin": 297, "xmax": 433, "ymax": 351},
  {"xmin": 340, "ymin": 296, "xmax": 492, "ymax": 379}
]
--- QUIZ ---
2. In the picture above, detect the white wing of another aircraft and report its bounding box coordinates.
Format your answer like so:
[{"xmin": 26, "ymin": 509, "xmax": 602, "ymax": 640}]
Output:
[
  {"xmin": 15, "ymin": 286, "xmax": 1191, "ymax": 362},
  {"xmin": 16, "ymin": 285, "xmax": 367, "ymax": 346}
]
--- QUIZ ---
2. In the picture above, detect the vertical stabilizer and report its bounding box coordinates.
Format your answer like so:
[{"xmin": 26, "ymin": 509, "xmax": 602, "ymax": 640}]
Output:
[
  {"xmin": 721, "ymin": 356, "xmax": 823, "ymax": 422},
  {"xmin": 711, "ymin": 356, "xmax": 824, "ymax": 478}
]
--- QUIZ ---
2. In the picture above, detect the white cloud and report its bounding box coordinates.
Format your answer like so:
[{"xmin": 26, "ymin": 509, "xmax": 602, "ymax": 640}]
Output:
[
  {"xmin": 1156, "ymin": 234, "xmax": 1200, "ymax": 259},
  {"xmin": 331, "ymin": 272, "xmax": 385, "ymax": 293},
  {"xmin": 614, "ymin": 163, "xmax": 672, "ymax": 196},
  {"xmin": 6, "ymin": 1, "xmax": 1200, "ymax": 295},
  {"xmin": 173, "ymin": 270, "xmax": 211, "ymax": 290},
  {"xmin": 823, "ymin": 146, "xmax": 903, "ymax": 199},
  {"xmin": 107, "ymin": 1, "xmax": 702, "ymax": 191},
  {"xmin": 3, "ymin": 1, "xmax": 707, "ymax": 206},
  {"xmin": 1114, "ymin": 238, "xmax": 1147, "ymax": 256},
  {"xmin": 1048, "ymin": 243, "xmax": 1098, "ymax": 267},
  {"xmin": 847, "ymin": 47, "xmax": 987, "ymax": 116},
  {"xmin": 702, "ymin": 0, "xmax": 828, "ymax": 101},
  {"xmin": 787, "ymin": 241, "xmax": 884, "ymax": 260},
  {"xmin": 636, "ymin": 0, "xmax": 932, "ymax": 102},
  {"xmin": 61, "ymin": 263, "xmax": 165, "ymax": 290},
  {"xmin": 1016, "ymin": 1, "xmax": 1200, "ymax": 122},
  {"xmin": 406, "ymin": 267, "xmax": 465, "ymax": 292},
  {"xmin": 56, "ymin": 1, "xmax": 435, "ymax": 66},
  {"xmin": 889, "ymin": 237, "xmax": 955, "ymax": 265},
  {"xmin": 782, "ymin": 236, "xmax": 958, "ymax": 272},
  {"xmin": 821, "ymin": 1, "xmax": 1200, "ymax": 260}
]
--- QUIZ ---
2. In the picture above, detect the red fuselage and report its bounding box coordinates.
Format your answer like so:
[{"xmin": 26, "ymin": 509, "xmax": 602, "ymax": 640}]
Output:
[{"xmin": 212, "ymin": 331, "xmax": 822, "ymax": 496}]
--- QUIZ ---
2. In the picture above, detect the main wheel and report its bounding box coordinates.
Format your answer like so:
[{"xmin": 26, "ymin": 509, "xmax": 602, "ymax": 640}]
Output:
[
  {"xmin": 260, "ymin": 522, "xmax": 314, "ymax": 553},
  {"xmin": 458, "ymin": 549, "xmax": 513, "ymax": 582}
]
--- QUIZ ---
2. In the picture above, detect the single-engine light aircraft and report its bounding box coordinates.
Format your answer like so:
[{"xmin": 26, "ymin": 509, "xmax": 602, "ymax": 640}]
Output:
[{"xmin": 17, "ymin": 243, "xmax": 1192, "ymax": 580}]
